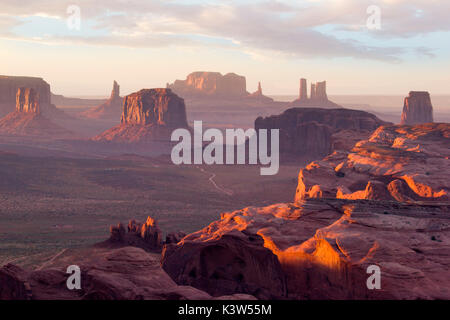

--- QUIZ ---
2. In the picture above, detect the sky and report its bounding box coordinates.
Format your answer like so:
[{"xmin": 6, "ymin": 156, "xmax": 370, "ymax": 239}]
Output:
[{"xmin": 1, "ymin": 0, "xmax": 450, "ymax": 97}]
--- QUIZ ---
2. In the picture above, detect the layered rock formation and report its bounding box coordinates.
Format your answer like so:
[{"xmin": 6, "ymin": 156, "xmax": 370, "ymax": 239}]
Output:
[
  {"xmin": 0, "ymin": 76, "xmax": 51, "ymax": 117},
  {"xmin": 400, "ymin": 91, "xmax": 434, "ymax": 125},
  {"xmin": 0, "ymin": 88, "xmax": 72, "ymax": 138},
  {"xmin": 168, "ymin": 72, "xmax": 247, "ymax": 98},
  {"xmin": 295, "ymin": 123, "xmax": 449, "ymax": 202},
  {"xmin": 255, "ymin": 107, "xmax": 390, "ymax": 159},
  {"xmin": 289, "ymin": 78, "xmax": 341, "ymax": 108},
  {"xmin": 162, "ymin": 233, "xmax": 286, "ymax": 299},
  {"xmin": 163, "ymin": 198, "xmax": 449, "ymax": 300},
  {"xmin": 15, "ymin": 88, "xmax": 40, "ymax": 114},
  {"xmin": 81, "ymin": 81, "xmax": 124, "ymax": 120},
  {"xmin": 159, "ymin": 123, "xmax": 450, "ymax": 300},
  {"xmin": 93, "ymin": 88, "xmax": 189, "ymax": 143},
  {"xmin": 167, "ymin": 71, "xmax": 274, "ymax": 104},
  {"xmin": 0, "ymin": 246, "xmax": 255, "ymax": 300}
]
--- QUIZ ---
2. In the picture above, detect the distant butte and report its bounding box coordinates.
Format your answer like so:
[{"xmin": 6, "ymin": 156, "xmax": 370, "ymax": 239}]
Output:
[
  {"xmin": 167, "ymin": 71, "xmax": 274, "ymax": 103},
  {"xmin": 288, "ymin": 78, "xmax": 342, "ymax": 108},
  {"xmin": 400, "ymin": 91, "xmax": 434, "ymax": 125},
  {"xmin": 93, "ymin": 88, "xmax": 189, "ymax": 144},
  {"xmin": 81, "ymin": 80, "xmax": 124, "ymax": 120},
  {"xmin": 255, "ymin": 107, "xmax": 391, "ymax": 160},
  {"xmin": 0, "ymin": 87, "xmax": 72, "ymax": 138}
]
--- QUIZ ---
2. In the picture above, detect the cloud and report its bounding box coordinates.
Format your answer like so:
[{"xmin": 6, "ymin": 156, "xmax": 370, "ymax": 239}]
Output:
[{"xmin": 0, "ymin": 0, "xmax": 447, "ymax": 61}]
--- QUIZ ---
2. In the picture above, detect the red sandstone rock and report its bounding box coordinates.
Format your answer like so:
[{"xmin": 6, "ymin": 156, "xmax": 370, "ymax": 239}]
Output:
[
  {"xmin": 299, "ymin": 78, "xmax": 308, "ymax": 101},
  {"xmin": 16, "ymin": 88, "xmax": 40, "ymax": 114},
  {"xmin": 168, "ymin": 72, "xmax": 247, "ymax": 98},
  {"xmin": 0, "ymin": 76, "xmax": 51, "ymax": 117},
  {"xmin": 81, "ymin": 80, "xmax": 124, "ymax": 120},
  {"xmin": 0, "ymin": 87, "xmax": 73, "ymax": 138},
  {"xmin": 401, "ymin": 91, "xmax": 433, "ymax": 125},
  {"xmin": 107, "ymin": 217, "xmax": 163, "ymax": 251},
  {"xmin": 0, "ymin": 264, "xmax": 32, "ymax": 300},
  {"xmin": 0, "ymin": 246, "xmax": 255, "ymax": 300},
  {"xmin": 255, "ymin": 107, "xmax": 390, "ymax": 159},
  {"xmin": 93, "ymin": 88, "xmax": 189, "ymax": 143},
  {"xmin": 162, "ymin": 233, "xmax": 286, "ymax": 299},
  {"xmin": 162, "ymin": 199, "xmax": 449, "ymax": 299},
  {"xmin": 289, "ymin": 79, "xmax": 341, "ymax": 108},
  {"xmin": 295, "ymin": 123, "xmax": 449, "ymax": 203},
  {"xmin": 165, "ymin": 231, "xmax": 186, "ymax": 244}
]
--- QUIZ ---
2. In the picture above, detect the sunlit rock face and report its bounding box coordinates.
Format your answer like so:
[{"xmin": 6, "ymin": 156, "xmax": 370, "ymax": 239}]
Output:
[
  {"xmin": 255, "ymin": 107, "xmax": 389, "ymax": 159},
  {"xmin": 401, "ymin": 91, "xmax": 433, "ymax": 125},
  {"xmin": 0, "ymin": 87, "xmax": 72, "ymax": 137},
  {"xmin": 160, "ymin": 122, "xmax": 450, "ymax": 300},
  {"xmin": 168, "ymin": 72, "xmax": 247, "ymax": 98},
  {"xmin": 15, "ymin": 88, "xmax": 40, "ymax": 114},
  {"xmin": 82, "ymin": 80, "xmax": 124, "ymax": 120},
  {"xmin": 121, "ymin": 88, "xmax": 187, "ymax": 127},
  {"xmin": 93, "ymin": 88, "xmax": 189, "ymax": 143},
  {"xmin": 0, "ymin": 76, "xmax": 51, "ymax": 116},
  {"xmin": 161, "ymin": 198, "xmax": 450, "ymax": 300},
  {"xmin": 295, "ymin": 123, "xmax": 449, "ymax": 203}
]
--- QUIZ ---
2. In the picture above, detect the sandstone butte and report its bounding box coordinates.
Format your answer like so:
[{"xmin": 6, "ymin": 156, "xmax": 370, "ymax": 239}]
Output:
[
  {"xmin": 401, "ymin": 91, "xmax": 434, "ymax": 125},
  {"xmin": 0, "ymin": 87, "xmax": 72, "ymax": 138},
  {"xmin": 0, "ymin": 76, "xmax": 52, "ymax": 117},
  {"xmin": 81, "ymin": 80, "xmax": 124, "ymax": 120},
  {"xmin": 255, "ymin": 107, "xmax": 391, "ymax": 159},
  {"xmin": 93, "ymin": 88, "xmax": 189, "ymax": 143},
  {"xmin": 287, "ymin": 78, "xmax": 342, "ymax": 108},
  {"xmin": 167, "ymin": 71, "xmax": 274, "ymax": 103}
]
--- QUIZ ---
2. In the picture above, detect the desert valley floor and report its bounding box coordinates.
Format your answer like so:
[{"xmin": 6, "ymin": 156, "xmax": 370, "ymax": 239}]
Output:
[{"xmin": 0, "ymin": 152, "xmax": 301, "ymax": 269}]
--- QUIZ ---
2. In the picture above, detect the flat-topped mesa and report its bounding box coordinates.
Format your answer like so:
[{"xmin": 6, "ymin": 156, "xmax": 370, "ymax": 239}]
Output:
[
  {"xmin": 16, "ymin": 88, "xmax": 40, "ymax": 114},
  {"xmin": 401, "ymin": 91, "xmax": 433, "ymax": 125},
  {"xmin": 0, "ymin": 76, "xmax": 51, "ymax": 116},
  {"xmin": 121, "ymin": 88, "xmax": 188, "ymax": 127},
  {"xmin": 255, "ymin": 107, "xmax": 390, "ymax": 159},
  {"xmin": 168, "ymin": 71, "xmax": 247, "ymax": 98}
]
